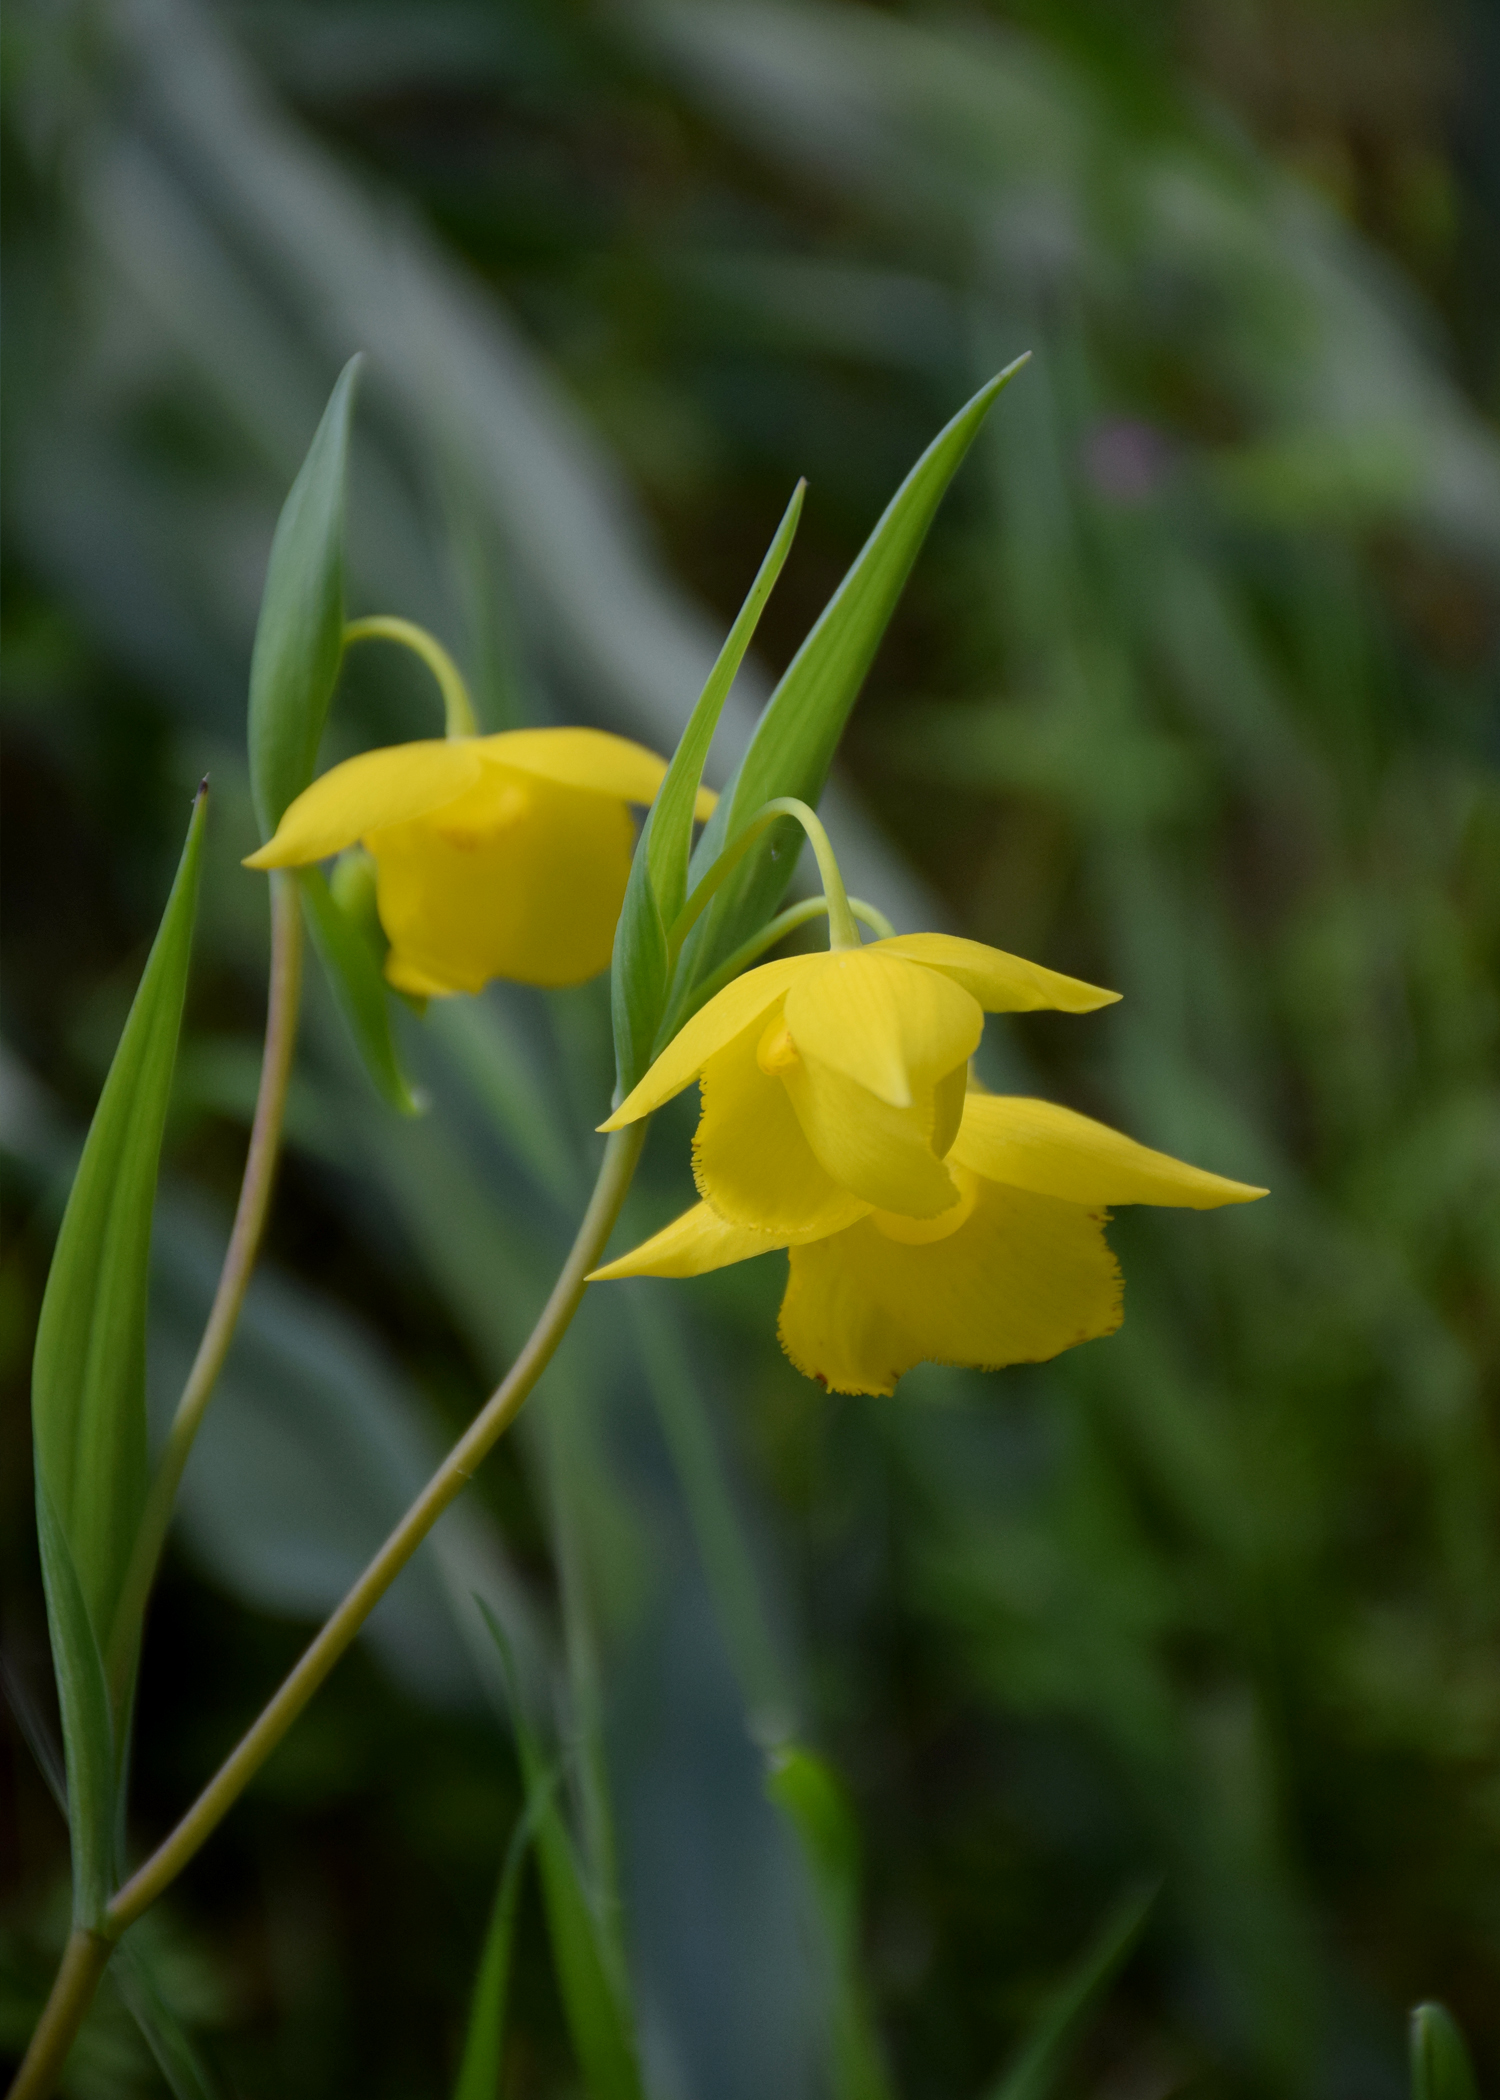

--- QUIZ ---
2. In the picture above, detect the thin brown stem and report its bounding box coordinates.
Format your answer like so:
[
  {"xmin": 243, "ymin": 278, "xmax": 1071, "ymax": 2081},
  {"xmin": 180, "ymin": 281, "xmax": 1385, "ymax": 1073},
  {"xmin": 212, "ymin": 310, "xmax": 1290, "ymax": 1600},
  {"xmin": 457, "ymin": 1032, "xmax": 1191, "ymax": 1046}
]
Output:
[
  {"xmin": 6, "ymin": 1930, "xmax": 111, "ymax": 2100},
  {"xmin": 106, "ymin": 871, "xmax": 305, "ymax": 1706}
]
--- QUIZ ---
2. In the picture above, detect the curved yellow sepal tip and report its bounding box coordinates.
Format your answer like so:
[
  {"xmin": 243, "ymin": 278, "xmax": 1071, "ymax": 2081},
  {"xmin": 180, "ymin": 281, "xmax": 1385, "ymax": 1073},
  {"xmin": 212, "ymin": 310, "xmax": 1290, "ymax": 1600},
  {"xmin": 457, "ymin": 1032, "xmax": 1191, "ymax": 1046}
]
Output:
[
  {"xmin": 598, "ymin": 954, "xmax": 815, "ymax": 1129},
  {"xmin": 476, "ymin": 726, "xmax": 714, "ymax": 819},
  {"xmin": 876, "ymin": 932, "xmax": 1119, "ymax": 1014},
  {"xmin": 244, "ymin": 741, "xmax": 483, "ymax": 868},
  {"xmin": 951, "ymin": 1094, "xmax": 1268, "ymax": 1210},
  {"xmin": 589, "ymin": 1200, "xmax": 788, "ymax": 1281}
]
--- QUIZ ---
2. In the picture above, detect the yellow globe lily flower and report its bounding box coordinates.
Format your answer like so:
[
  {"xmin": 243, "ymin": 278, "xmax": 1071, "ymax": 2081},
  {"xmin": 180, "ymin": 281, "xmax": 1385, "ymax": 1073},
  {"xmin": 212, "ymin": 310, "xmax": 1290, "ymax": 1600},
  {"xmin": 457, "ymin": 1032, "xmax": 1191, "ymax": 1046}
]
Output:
[
  {"xmin": 245, "ymin": 728, "xmax": 716, "ymax": 994},
  {"xmin": 591, "ymin": 1090, "xmax": 1267, "ymax": 1395},
  {"xmin": 600, "ymin": 935, "xmax": 1120, "ymax": 1234}
]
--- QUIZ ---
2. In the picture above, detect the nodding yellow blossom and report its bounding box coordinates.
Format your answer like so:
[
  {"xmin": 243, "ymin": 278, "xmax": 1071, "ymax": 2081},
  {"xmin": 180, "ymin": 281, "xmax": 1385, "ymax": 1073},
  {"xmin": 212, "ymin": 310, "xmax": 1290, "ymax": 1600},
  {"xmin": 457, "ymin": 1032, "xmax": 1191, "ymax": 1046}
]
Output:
[
  {"xmin": 246, "ymin": 729, "xmax": 715, "ymax": 994},
  {"xmin": 600, "ymin": 934, "xmax": 1119, "ymax": 1234},
  {"xmin": 591, "ymin": 1089, "xmax": 1267, "ymax": 1395}
]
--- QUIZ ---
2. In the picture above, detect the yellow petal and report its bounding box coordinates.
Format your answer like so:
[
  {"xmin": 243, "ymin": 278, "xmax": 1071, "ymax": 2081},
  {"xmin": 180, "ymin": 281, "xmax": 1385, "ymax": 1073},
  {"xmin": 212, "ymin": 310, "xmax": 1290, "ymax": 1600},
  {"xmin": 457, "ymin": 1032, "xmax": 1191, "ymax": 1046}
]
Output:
[
  {"xmin": 783, "ymin": 950, "xmax": 983, "ymax": 1108},
  {"xmin": 479, "ymin": 728, "xmax": 716, "ymax": 819},
  {"xmin": 931, "ymin": 1061, "xmax": 968, "ymax": 1160},
  {"xmin": 370, "ymin": 766, "xmax": 634, "ymax": 991},
  {"xmin": 384, "ymin": 953, "xmax": 457, "ymax": 999},
  {"xmin": 778, "ymin": 1181, "xmax": 1123, "ymax": 1396},
  {"xmin": 951, "ymin": 1094, "xmax": 1268, "ymax": 1208},
  {"xmin": 589, "ymin": 1200, "xmax": 786, "ymax": 1280},
  {"xmin": 780, "ymin": 1052, "xmax": 963, "ymax": 1218},
  {"xmin": 599, "ymin": 954, "xmax": 816, "ymax": 1128},
  {"xmin": 874, "ymin": 933, "xmax": 1119, "ymax": 1014},
  {"xmin": 243, "ymin": 740, "xmax": 485, "ymax": 868},
  {"xmin": 693, "ymin": 1016, "xmax": 872, "ymax": 1239}
]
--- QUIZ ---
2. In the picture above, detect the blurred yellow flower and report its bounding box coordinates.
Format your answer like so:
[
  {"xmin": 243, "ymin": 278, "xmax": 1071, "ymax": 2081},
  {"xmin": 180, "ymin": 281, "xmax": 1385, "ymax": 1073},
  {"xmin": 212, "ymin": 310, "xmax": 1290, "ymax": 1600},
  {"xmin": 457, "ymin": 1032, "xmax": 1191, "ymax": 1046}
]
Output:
[
  {"xmin": 600, "ymin": 934, "xmax": 1119, "ymax": 1234},
  {"xmin": 246, "ymin": 728, "xmax": 714, "ymax": 994},
  {"xmin": 592, "ymin": 1089, "xmax": 1266, "ymax": 1394}
]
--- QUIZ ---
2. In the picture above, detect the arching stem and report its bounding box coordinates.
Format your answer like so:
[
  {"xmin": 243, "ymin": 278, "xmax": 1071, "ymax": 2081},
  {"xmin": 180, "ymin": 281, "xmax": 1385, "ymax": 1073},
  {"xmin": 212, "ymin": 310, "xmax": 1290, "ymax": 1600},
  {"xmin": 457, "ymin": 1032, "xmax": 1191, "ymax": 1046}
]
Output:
[
  {"xmin": 667, "ymin": 796, "xmax": 861, "ymax": 963},
  {"xmin": 343, "ymin": 615, "xmax": 477, "ymax": 738}
]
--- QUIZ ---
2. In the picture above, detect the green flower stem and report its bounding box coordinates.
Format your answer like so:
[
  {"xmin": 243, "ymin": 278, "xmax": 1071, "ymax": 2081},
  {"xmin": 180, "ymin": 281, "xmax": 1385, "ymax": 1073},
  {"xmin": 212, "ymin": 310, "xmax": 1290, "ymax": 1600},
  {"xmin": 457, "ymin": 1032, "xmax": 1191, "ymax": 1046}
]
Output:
[
  {"xmin": 677, "ymin": 895, "xmax": 894, "ymax": 1030},
  {"xmin": 667, "ymin": 797, "xmax": 860, "ymax": 962},
  {"xmin": 103, "ymin": 1122, "xmax": 645, "ymax": 1939},
  {"xmin": 342, "ymin": 615, "xmax": 478, "ymax": 738},
  {"xmin": 106, "ymin": 872, "xmax": 304, "ymax": 1708},
  {"xmin": 7, "ymin": 1929, "xmax": 113, "ymax": 2100}
]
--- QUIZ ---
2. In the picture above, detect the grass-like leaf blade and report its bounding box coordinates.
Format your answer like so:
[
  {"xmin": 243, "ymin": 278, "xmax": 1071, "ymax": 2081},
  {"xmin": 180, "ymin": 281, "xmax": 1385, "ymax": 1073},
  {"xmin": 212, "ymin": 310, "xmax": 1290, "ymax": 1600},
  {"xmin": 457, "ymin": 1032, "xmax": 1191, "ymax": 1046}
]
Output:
[
  {"xmin": 983, "ymin": 1882, "xmax": 1157, "ymax": 2100},
  {"xmin": 767, "ymin": 1745, "xmax": 894, "ymax": 2100},
  {"xmin": 611, "ymin": 479, "xmax": 804, "ymax": 1095},
  {"xmin": 34, "ymin": 1479, "xmax": 115, "ymax": 1924},
  {"xmin": 112, "ymin": 1936, "xmax": 227, "ymax": 2100},
  {"xmin": 31, "ymin": 785, "xmax": 207, "ymax": 1914},
  {"xmin": 452, "ymin": 1791, "xmax": 547, "ymax": 2100},
  {"xmin": 1411, "ymin": 2004, "xmax": 1479, "ymax": 2100},
  {"xmin": 298, "ymin": 868, "xmax": 424, "ymax": 1116},
  {"xmin": 248, "ymin": 356, "xmax": 362, "ymax": 838},
  {"xmin": 478, "ymin": 1605, "xmax": 645, "ymax": 2100},
  {"xmin": 679, "ymin": 358, "xmax": 1029, "ymax": 989}
]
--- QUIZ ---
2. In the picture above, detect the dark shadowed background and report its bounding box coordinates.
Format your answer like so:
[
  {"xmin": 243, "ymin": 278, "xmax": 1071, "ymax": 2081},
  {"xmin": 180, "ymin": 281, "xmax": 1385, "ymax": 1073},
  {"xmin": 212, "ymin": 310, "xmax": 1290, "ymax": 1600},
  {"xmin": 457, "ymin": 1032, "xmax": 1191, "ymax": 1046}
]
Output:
[{"xmin": 3, "ymin": 1, "xmax": 1498, "ymax": 2095}]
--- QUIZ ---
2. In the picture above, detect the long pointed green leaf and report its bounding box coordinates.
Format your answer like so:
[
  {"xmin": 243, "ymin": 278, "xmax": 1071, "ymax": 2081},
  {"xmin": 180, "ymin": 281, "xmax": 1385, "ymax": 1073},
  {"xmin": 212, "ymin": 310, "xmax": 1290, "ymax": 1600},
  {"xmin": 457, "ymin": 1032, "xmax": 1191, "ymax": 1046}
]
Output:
[
  {"xmin": 248, "ymin": 355, "xmax": 362, "ymax": 837},
  {"xmin": 298, "ymin": 867, "xmax": 424, "ymax": 1116},
  {"xmin": 34, "ymin": 1479, "xmax": 115, "ymax": 1924},
  {"xmin": 983, "ymin": 1883, "xmax": 1157, "ymax": 2100},
  {"xmin": 477, "ymin": 1606, "xmax": 644, "ymax": 2100},
  {"xmin": 33, "ymin": 787, "xmax": 207, "ymax": 1646},
  {"xmin": 679, "ymin": 358, "xmax": 1029, "ymax": 989},
  {"xmin": 766, "ymin": 1745, "xmax": 894, "ymax": 2100},
  {"xmin": 611, "ymin": 479, "xmax": 804, "ymax": 1095},
  {"xmin": 452, "ymin": 1794, "xmax": 546, "ymax": 2100},
  {"xmin": 1411, "ymin": 2004, "xmax": 1479, "ymax": 2100}
]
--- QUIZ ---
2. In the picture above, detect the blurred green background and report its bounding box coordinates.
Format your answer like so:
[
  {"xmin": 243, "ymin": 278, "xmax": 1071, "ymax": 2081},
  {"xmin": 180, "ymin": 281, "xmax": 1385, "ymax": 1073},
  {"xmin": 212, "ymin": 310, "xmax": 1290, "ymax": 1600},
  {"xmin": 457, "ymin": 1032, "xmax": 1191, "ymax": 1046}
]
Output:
[{"xmin": 3, "ymin": 0, "xmax": 1498, "ymax": 2094}]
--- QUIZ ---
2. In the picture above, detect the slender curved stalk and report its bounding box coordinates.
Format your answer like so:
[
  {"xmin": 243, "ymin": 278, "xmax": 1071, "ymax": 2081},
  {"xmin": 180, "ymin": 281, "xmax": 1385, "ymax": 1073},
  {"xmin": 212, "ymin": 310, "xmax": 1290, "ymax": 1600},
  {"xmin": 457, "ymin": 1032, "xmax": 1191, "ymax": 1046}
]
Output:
[
  {"xmin": 674, "ymin": 894, "xmax": 894, "ymax": 1033},
  {"xmin": 667, "ymin": 796, "xmax": 860, "ymax": 963},
  {"xmin": 7, "ymin": 1931, "xmax": 113, "ymax": 2100},
  {"xmin": 343, "ymin": 615, "xmax": 478, "ymax": 737},
  {"xmin": 106, "ymin": 873, "xmax": 304, "ymax": 1705},
  {"xmin": 106, "ymin": 1122, "xmax": 644, "ymax": 1934},
  {"xmin": 13, "ymin": 1126, "xmax": 644, "ymax": 2099}
]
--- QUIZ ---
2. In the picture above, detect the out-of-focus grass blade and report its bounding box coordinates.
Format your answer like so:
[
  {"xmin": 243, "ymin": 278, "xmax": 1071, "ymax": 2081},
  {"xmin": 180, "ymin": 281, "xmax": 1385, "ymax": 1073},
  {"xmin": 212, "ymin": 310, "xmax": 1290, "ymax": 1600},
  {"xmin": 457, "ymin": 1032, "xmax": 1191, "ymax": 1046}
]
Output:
[
  {"xmin": 478, "ymin": 1605, "xmax": 645, "ymax": 2100},
  {"xmin": 247, "ymin": 355, "xmax": 361, "ymax": 838},
  {"xmin": 452, "ymin": 1790, "xmax": 549, "ymax": 2100},
  {"xmin": 112, "ymin": 1938, "xmax": 224, "ymax": 2100},
  {"xmin": 1410, "ymin": 2004, "xmax": 1479, "ymax": 2100},
  {"xmin": 678, "ymin": 360, "xmax": 1028, "ymax": 989},
  {"xmin": 982, "ymin": 1882, "xmax": 1157, "ymax": 2100},
  {"xmin": 30, "ymin": 787, "xmax": 206, "ymax": 1918},
  {"xmin": 766, "ymin": 1745, "xmax": 894, "ymax": 2100},
  {"xmin": 612, "ymin": 478, "xmax": 804, "ymax": 1095},
  {"xmin": 298, "ymin": 867, "xmax": 424, "ymax": 1116}
]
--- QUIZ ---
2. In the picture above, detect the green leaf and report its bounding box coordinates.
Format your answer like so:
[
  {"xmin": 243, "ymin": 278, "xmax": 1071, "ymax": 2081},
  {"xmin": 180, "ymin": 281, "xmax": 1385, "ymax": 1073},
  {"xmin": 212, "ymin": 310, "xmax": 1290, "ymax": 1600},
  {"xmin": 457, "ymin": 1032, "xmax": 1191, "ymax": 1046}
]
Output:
[
  {"xmin": 34, "ymin": 1478, "xmax": 116, "ymax": 1924},
  {"xmin": 678, "ymin": 359, "xmax": 1029, "ymax": 992},
  {"xmin": 611, "ymin": 479, "xmax": 804, "ymax": 1096},
  {"xmin": 247, "ymin": 356, "xmax": 362, "ymax": 839},
  {"xmin": 32, "ymin": 784, "xmax": 207, "ymax": 1663},
  {"xmin": 112, "ymin": 1936, "xmax": 226, "ymax": 2100},
  {"xmin": 983, "ymin": 1882, "xmax": 1157, "ymax": 2100},
  {"xmin": 766, "ymin": 1746, "xmax": 894, "ymax": 2100},
  {"xmin": 451, "ymin": 1798, "xmax": 540, "ymax": 2100},
  {"xmin": 477, "ymin": 1605, "xmax": 645, "ymax": 2100},
  {"xmin": 298, "ymin": 867, "xmax": 424, "ymax": 1116},
  {"xmin": 1411, "ymin": 2004, "xmax": 1479, "ymax": 2100}
]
